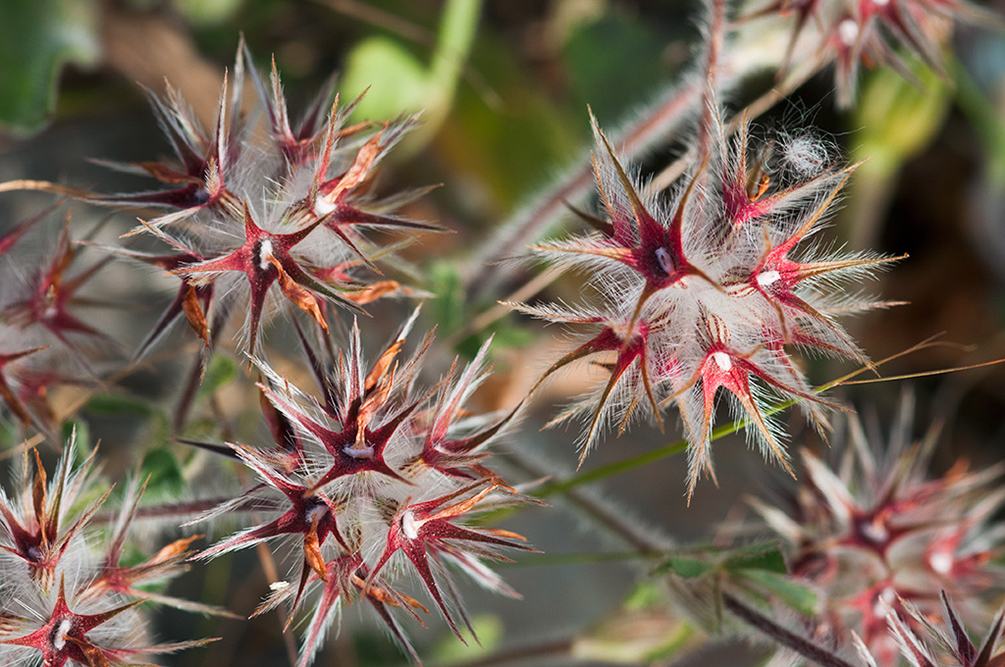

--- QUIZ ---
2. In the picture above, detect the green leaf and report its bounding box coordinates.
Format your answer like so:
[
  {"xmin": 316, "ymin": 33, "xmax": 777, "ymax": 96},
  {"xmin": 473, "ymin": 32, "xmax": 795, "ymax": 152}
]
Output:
[
  {"xmin": 430, "ymin": 0, "xmax": 480, "ymax": 96},
  {"xmin": 738, "ymin": 570, "xmax": 818, "ymax": 616},
  {"xmin": 175, "ymin": 0, "xmax": 245, "ymax": 25},
  {"xmin": 624, "ymin": 581, "xmax": 665, "ymax": 611},
  {"xmin": 0, "ymin": 423, "xmax": 19, "ymax": 450},
  {"xmin": 339, "ymin": 0, "xmax": 481, "ymax": 145},
  {"xmin": 845, "ymin": 64, "xmax": 950, "ymax": 244},
  {"xmin": 85, "ymin": 393, "xmax": 158, "ymax": 419},
  {"xmin": 197, "ymin": 355, "xmax": 238, "ymax": 399},
  {"xmin": 340, "ymin": 36, "xmax": 430, "ymax": 121},
  {"xmin": 432, "ymin": 615, "xmax": 503, "ymax": 662},
  {"xmin": 856, "ymin": 65, "xmax": 950, "ymax": 164},
  {"xmin": 725, "ymin": 545, "xmax": 786, "ymax": 574},
  {"xmin": 954, "ymin": 59, "xmax": 1005, "ymax": 184},
  {"xmin": 0, "ymin": 0, "xmax": 100, "ymax": 134},
  {"xmin": 427, "ymin": 260, "xmax": 466, "ymax": 334},
  {"xmin": 487, "ymin": 320, "xmax": 535, "ymax": 350},
  {"xmin": 139, "ymin": 447, "xmax": 186, "ymax": 497},
  {"xmin": 661, "ymin": 557, "xmax": 712, "ymax": 578},
  {"xmin": 563, "ymin": 13, "xmax": 669, "ymax": 125},
  {"xmin": 61, "ymin": 419, "xmax": 91, "ymax": 459}
]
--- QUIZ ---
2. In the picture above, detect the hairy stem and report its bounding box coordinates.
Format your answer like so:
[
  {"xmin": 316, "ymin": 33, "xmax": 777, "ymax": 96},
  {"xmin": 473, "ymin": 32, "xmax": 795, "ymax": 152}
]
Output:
[
  {"xmin": 466, "ymin": 71, "xmax": 704, "ymax": 301},
  {"xmin": 92, "ymin": 496, "xmax": 251, "ymax": 523},
  {"xmin": 722, "ymin": 592, "xmax": 859, "ymax": 667},
  {"xmin": 502, "ymin": 450, "xmax": 667, "ymax": 555}
]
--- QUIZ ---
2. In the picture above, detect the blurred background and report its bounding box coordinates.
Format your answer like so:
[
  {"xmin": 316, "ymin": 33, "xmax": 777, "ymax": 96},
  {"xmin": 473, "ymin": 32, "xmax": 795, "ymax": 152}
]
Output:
[{"xmin": 2, "ymin": 0, "xmax": 1005, "ymax": 665}]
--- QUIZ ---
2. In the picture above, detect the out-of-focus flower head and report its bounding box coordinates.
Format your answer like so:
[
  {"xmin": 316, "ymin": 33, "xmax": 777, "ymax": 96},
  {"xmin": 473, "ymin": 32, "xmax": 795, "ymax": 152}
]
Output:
[
  {"xmin": 740, "ymin": 0, "xmax": 1004, "ymax": 106},
  {"xmin": 752, "ymin": 393, "xmax": 1005, "ymax": 664},
  {"xmin": 855, "ymin": 592, "xmax": 1005, "ymax": 667},
  {"xmin": 0, "ymin": 206, "xmax": 117, "ymax": 434}
]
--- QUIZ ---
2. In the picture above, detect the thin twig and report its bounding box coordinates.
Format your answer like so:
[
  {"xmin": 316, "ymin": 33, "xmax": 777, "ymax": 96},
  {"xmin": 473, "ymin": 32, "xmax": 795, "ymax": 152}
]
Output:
[
  {"xmin": 722, "ymin": 593, "xmax": 859, "ymax": 667},
  {"xmin": 696, "ymin": 0, "xmax": 728, "ymax": 166},
  {"xmin": 0, "ymin": 434, "xmax": 45, "ymax": 462},
  {"xmin": 312, "ymin": 0, "xmax": 502, "ymax": 109},
  {"xmin": 0, "ymin": 179, "xmax": 96, "ymax": 200},
  {"xmin": 445, "ymin": 265, "xmax": 564, "ymax": 346},
  {"xmin": 314, "ymin": 0, "xmax": 435, "ymax": 45}
]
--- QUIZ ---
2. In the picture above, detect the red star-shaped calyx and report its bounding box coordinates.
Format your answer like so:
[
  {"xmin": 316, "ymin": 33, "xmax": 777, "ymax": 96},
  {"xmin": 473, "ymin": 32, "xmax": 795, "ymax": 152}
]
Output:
[
  {"xmin": 199, "ymin": 443, "xmax": 347, "ymax": 574},
  {"xmin": 261, "ymin": 376, "xmax": 414, "ymax": 492},
  {"xmin": 176, "ymin": 205, "xmax": 357, "ymax": 353},
  {"xmin": 366, "ymin": 483, "xmax": 532, "ymax": 636},
  {"xmin": 746, "ymin": 166, "xmax": 900, "ymax": 359},
  {"xmin": 416, "ymin": 341, "xmax": 519, "ymax": 481},
  {"xmin": 538, "ymin": 117, "xmax": 713, "ymax": 306},
  {"xmin": 0, "ymin": 450, "xmax": 109, "ymax": 590},
  {"xmin": 668, "ymin": 314, "xmax": 837, "ymax": 500},
  {"xmin": 3, "ymin": 224, "xmax": 115, "ymax": 367},
  {"xmin": 1, "ymin": 577, "xmax": 140, "ymax": 667}
]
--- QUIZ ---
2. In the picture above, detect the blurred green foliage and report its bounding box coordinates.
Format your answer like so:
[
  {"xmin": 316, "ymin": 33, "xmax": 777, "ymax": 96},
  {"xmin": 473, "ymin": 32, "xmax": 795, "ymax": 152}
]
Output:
[
  {"xmin": 660, "ymin": 542, "xmax": 818, "ymax": 616},
  {"xmin": 0, "ymin": 0, "xmax": 100, "ymax": 134}
]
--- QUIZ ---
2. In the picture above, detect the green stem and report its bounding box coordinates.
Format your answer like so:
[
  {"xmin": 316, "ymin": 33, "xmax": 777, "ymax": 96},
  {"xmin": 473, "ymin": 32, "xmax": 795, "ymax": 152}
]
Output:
[
  {"xmin": 534, "ymin": 407, "xmax": 773, "ymax": 499},
  {"xmin": 501, "ymin": 550, "xmax": 650, "ymax": 568},
  {"xmin": 430, "ymin": 0, "xmax": 481, "ymax": 100},
  {"xmin": 537, "ymin": 439, "xmax": 688, "ymax": 498}
]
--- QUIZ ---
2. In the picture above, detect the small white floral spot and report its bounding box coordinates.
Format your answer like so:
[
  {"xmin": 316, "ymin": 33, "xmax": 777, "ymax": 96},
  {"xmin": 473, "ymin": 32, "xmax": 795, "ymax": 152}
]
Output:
[
  {"xmin": 712, "ymin": 351, "xmax": 732, "ymax": 371},
  {"xmin": 53, "ymin": 618, "xmax": 72, "ymax": 650},
  {"xmin": 343, "ymin": 444, "xmax": 375, "ymax": 459},
  {"xmin": 258, "ymin": 239, "xmax": 275, "ymax": 271},
  {"xmin": 929, "ymin": 551, "xmax": 954, "ymax": 575},
  {"xmin": 269, "ymin": 580, "xmax": 290, "ymax": 592},
  {"xmin": 655, "ymin": 247, "xmax": 674, "ymax": 274},
  {"xmin": 839, "ymin": 19, "xmax": 860, "ymax": 46},
  {"xmin": 756, "ymin": 270, "xmax": 781, "ymax": 288},
  {"xmin": 305, "ymin": 504, "xmax": 328, "ymax": 523},
  {"xmin": 401, "ymin": 510, "xmax": 420, "ymax": 540},
  {"xmin": 314, "ymin": 197, "xmax": 337, "ymax": 217},
  {"xmin": 860, "ymin": 520, "xmax": 889, "ymax": 544}
]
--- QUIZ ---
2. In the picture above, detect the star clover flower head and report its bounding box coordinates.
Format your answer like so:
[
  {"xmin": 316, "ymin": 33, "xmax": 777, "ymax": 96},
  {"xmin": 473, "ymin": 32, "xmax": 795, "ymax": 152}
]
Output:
[
  {"xmin": 192, "ymin": 315, "xmax": 533, "ymax": 665},
  {"xmin": 520, "ymin": 109, "xmax": 899, "ymax": 500},
  {"xmin": 97, "ymin": 42, "xmax": 437, "ymax": 357}
]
